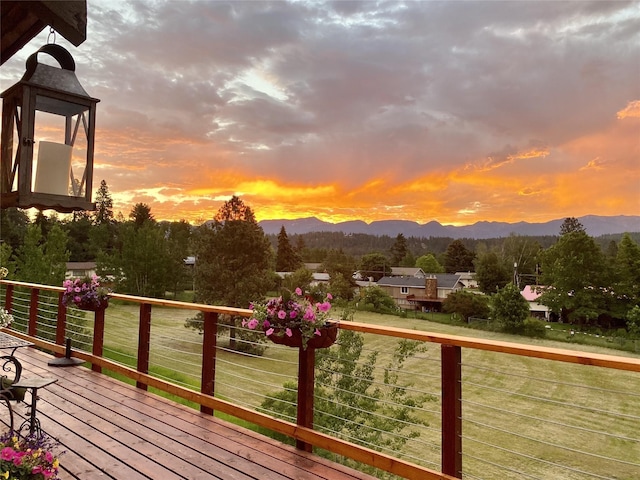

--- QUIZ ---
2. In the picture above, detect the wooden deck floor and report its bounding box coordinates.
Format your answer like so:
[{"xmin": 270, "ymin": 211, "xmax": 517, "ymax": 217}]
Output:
[{"xmin": 2, "ymin": 347, "xmax": 377, "ymax": 480}]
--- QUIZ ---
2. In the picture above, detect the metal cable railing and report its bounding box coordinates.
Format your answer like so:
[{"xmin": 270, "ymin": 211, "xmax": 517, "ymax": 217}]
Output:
[{"xmin": 2, "ymin": 282, "xmax": 639, "ymax": 480}]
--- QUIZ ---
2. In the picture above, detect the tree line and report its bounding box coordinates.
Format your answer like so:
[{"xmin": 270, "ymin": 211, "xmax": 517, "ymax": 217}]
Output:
[{"xmin": 1, "ymin": 182, "xmax": 639, "ymax": 331}]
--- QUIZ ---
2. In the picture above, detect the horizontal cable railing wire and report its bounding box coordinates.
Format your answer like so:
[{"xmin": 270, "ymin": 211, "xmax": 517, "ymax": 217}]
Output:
[
  {"xmin": 3, "ymin": 282, "xmax": 640, "ymax": 480},
  {"xmin": 460, "ymin": 352, "xmax": 640, "ymax": 479}
]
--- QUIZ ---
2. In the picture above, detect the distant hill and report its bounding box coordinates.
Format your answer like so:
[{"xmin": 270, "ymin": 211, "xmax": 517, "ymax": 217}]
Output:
[{"xmin": 259, "ymin": 215, "xmax": 640, "ymax": 239}]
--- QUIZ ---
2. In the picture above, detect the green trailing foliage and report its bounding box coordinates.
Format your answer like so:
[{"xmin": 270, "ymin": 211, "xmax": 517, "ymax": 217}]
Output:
[{"xmin": 259, "ymin": 319, "xmax": 435, "ymax": 478}]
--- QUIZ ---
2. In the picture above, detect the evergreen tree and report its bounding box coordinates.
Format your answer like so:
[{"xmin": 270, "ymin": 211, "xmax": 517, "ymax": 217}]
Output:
[
  {"xmin": 389, "ymin": 233, "xmax": 409, "ymax": 265},
  {"xmin": 0, "ymin": 208, "xmax": 30, "ymax": 252},
  {"xmin": 443, "ymin": 240, "xmax": 475, "ymax": 273},
  {"xmin": 64, "ymin": 211, "xmax": 93, "ymax": 261},
  {"xmin": 194, "ymin": 196, "xmax": 272, "ymax": 308},
  {"xmin": 165, "ymin": 220, "xmax": 193, "ymax": 295},
  {"xmin": 190, "ymin": 196, "xmax": 272, "ymax": 353},
  {"xmin": 321, "ymin": 249, "xmax": 357, "ymax": 291},
  {"xmin": 613, "ymin": 233, "xmax": 640, "ymax": 317},
  {"xmin": 275, "ymin": 226, "xmax": 301, "ymax": 272},
  {"xmin": 93, "ymin": 180, "xmax": 114, "ymax": 226},
  {"xmin": 129, "ymin": 203, "xmax": 155, "ymax": 227},
  {"xmin": 560, "ymin": 217, "xmax": 585, "ymax": 236},
  {"xmin": 474, "ymin": 251, "xmax": 510, "ymax": 294}
]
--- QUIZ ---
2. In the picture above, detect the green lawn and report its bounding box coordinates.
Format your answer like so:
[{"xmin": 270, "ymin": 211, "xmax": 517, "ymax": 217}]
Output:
[{"xmin": 98, "ymin": 304, "xmax": 640, "ymax": 479}]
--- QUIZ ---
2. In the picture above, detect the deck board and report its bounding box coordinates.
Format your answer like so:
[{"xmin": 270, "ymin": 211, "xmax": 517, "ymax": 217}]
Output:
[{"xmin": 1, "ymin": 347, "xmax": 377, "ymax": 480}]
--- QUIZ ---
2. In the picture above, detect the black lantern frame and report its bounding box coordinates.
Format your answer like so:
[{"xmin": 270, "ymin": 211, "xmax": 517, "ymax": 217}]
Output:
[{"xmin": 1, "ymin": 43, "xmax": 99, "ymax": 212}]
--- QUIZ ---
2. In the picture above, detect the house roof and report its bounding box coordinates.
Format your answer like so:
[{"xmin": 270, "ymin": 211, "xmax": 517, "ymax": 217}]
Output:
[
  {"xmin": 377, "ymin": 274, "xmax": 462, "ymax": 290},
  {"xmin": 521, "ymin": 285, "xmax": 546, "ymax": 301},
  {"xmin": 1, "ymin": 1, "xmax": 87, "ymax": 66},
  {"xmin": 390, "ymin": 267, "xmax": 425, "ymax": 277},
  {"xmin": 66, "ymin": 261, "xmax": 96, "ymax": 270}
]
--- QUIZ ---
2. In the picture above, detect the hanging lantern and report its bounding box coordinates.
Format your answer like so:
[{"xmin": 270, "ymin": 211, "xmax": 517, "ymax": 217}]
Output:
[{"xmin": 1, "ymin": 43, "xmax": 99, "ymax": 212}]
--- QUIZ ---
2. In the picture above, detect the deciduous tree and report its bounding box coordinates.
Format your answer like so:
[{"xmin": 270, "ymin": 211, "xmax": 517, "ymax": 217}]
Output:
[
  {"xmin": 415, "ymin": 253, "xmax": 444, "ymax": 273},
  {"xmin": 539, "ymin": 230, "xmax": 610, "ymax": 324},
  {"xmin": 359, "ymin": 252, "xmax": 389, "ymax": 281},
  {"xmin": 492, "ymin": 283, "xmax": 531, "ymax": 332},
  {"xmin": 442, "ymin": 290, "xmax": 490, "ymax": 322}
]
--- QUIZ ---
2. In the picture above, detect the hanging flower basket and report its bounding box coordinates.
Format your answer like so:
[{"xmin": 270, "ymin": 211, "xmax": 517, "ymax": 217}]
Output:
[
  {"xmin": 77, "ymin": 298, "xmax": 109, "ymax": 311},
  {"xmin": 62, "ymin": 275, "xmax": 111, "ymax": 312},
  {"xmin": 246, "ymin": 287, "xmax": 338, "ymax": 350},
  {"xmin": 265, "ymin": 321, "xmax": 338, "ymax": 349}
]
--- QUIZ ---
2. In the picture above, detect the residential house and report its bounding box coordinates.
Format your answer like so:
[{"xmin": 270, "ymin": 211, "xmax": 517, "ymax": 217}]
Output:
[
  {"xmin": 390, "ymin": 267, "xmax": 426, "ymax": 278},
  {"xmin": 521, "ymin": 285, "xmax": 551, "ymax": 320},
  {"xmin": 353, "ymin": 267, "xmax": 426, "ymax": 281},
  {"xmin": 276, "ymin": 271, "xmax": 330, "ymax": 288},
  {"xmin": 377, "ymin": 274, "xmax": 464, "ymax": 311},
  {"xmin": 455, "ymin": 271, "xmax": 477, "ymax": 289},
  {"xmin": 65, "ymin": 262, "xmax": 97, "ymax": 279}
]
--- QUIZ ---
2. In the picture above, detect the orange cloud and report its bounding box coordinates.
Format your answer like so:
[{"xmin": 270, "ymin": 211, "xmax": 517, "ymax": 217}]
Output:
[{"xmin": 617, "ymin": 100, "xmax": 640, "ymax": 119}]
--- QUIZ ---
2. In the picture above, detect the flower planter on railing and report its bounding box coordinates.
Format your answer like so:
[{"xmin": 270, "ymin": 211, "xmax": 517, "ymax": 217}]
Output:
[
  {"xmin": 265, "ymin": 321, "xmax": 338, "ymax": 349},
  {"xmin": 247, "ymin": 287, "xmax": 336, "ymax": 350},
  {"xmin": 76, "ymin": 298, "xmax": 109, "ymax": 311}
]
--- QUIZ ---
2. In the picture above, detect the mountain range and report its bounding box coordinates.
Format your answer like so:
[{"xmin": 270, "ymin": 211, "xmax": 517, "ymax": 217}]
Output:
[{"xmin": 258, "ymin": 215, "xmax": 640, "ymax": 239}]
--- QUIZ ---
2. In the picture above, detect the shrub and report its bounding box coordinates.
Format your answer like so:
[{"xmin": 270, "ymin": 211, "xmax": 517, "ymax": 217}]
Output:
[{"xmin": 523, "ymin": 318, "xmax": 547, "ymax": 338}]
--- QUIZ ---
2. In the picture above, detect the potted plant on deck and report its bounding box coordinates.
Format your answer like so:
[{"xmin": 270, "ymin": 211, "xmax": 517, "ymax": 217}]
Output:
[
  {"xmin": 0, "ymin": 433, "xmax": 61, "ymax": 479},
  {"xmin": 245, "ymin": 288, "xmax": 338, "ymax": 349},
  {"xmin": 62, "ymin": 275, "xmax": 111, "ymax": 311}
]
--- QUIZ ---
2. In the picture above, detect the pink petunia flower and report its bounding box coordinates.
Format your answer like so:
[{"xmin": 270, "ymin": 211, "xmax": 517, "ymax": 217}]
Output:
[
  {"xmin": 277, "ymin": 310, "xmax": 287, "ymax": 319},
  {"xmin": 1, "ymin": 447, "xmax": 14, "ymax": 460},
  {"xmin": 265, "ymin": 328, "xmax": 274, "ymax": 336},
  {"xmin": 285, "ymin": 328, "xmax": 293, "ymax": 337},
  {"xmin": 295, "ymin": 287, "xmax": 302, "ymax": 296},
  {"xmin": 317, "ymin": 301, "xmax": 331, "ymax": 312}
]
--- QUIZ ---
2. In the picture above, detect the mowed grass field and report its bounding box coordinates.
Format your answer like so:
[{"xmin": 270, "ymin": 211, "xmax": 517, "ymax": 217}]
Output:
[{"xmin": 98, "ymin": 303, "xmax": 640, "ymax": 479}]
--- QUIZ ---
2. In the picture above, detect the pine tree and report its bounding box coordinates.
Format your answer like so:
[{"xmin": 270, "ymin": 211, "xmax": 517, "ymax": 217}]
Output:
[
  {"xmin": 389, "ymin": 233, "xmax": 409, "ymax": 265},
  {"xmin": 443, "ymin": 240, "xmax": 475, "ymax": 273},
  {"xmin": 93, "ymin": 180, "xmax": 114, "ymax": 226},
  {"xmin": 276, "ymin": 226, "xmax": 301, "ymax": 272}
]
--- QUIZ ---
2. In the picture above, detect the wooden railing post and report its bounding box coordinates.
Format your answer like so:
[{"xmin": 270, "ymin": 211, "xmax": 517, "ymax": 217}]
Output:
[
  {"xmin": 53, "ymin": 291, "xmax": 67, "ymax": 358},
  {"xmin": 3, "ymin": 284, "xmax": 14, "ymax": 311},
  {"xmin": 296, "ymin": 346, "xmax": 316, "ymax": 452},
  {"xmin": 137, "ymin": 303, "xmax": 152, "ymax": 390},
  {"xmin": 92, "ymin": 308, "xmax": 105, "ymax": 373},
  {"xmin": 28, "ymin": 288, "xmax": 39, "ymax": 337},
  {"xmin": 200, "ymin": 311, "xmax": 218, "ymax": 415},
  {"xmin": 441, "ymin": 344, "xmax": 462, "ymax": 478}
]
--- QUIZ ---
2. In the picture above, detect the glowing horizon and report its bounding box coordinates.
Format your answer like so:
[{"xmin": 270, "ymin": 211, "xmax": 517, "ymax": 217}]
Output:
[{"xmin": 2, "ymin": 1, "xmax": 638, "ymax": 227}]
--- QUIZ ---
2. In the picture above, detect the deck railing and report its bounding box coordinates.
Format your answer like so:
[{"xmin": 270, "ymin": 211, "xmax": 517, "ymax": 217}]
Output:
[{"xmin": 2, "ymin": 279, "xmax": 640, "ymax": 480}]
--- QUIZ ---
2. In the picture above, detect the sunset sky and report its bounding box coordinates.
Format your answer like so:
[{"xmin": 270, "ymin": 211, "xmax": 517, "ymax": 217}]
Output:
[{"xmin": 2, "ymin": 0, "xmax": 639, "ymax": 226}]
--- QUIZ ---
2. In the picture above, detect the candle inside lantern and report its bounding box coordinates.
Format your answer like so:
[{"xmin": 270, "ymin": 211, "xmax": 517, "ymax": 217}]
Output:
[{"xmin": 34, "ymin": 141, "xmax": 72, "ymax": 195}]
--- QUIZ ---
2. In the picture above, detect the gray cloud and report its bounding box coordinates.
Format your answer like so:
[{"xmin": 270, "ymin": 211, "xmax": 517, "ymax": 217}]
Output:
[{"xmin": 2, "ymin": 0, "xmax": 638, "ymax": 223}]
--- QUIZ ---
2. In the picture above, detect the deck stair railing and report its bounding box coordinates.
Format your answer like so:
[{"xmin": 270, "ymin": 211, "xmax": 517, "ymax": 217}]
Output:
[{"xmin": 2, "ymin": 279, "xmax": 640, "ymax": 480}]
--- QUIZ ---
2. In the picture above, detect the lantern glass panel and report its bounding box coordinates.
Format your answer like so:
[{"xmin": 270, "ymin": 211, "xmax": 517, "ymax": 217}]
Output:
[{"xmin": 31, "ymin": 97, "xmax": 91, "ymax": 198}]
